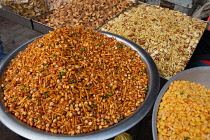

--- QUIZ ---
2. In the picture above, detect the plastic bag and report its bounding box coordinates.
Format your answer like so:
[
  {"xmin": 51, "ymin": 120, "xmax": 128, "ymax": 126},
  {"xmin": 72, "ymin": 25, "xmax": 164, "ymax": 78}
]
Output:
[{"xmin": 114, "ymin": 132, "xmax": 132, "ymax": 140}]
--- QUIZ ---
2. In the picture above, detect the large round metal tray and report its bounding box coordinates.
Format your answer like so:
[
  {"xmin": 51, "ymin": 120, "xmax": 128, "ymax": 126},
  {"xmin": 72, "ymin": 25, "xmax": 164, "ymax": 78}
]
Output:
[
  {"xmin": 0, "ymin": 31, "xmax": 160, "ymax": 140},
  {"xmin": 152, "ymin": 66, "xmax": 210, "ymax": 140}
]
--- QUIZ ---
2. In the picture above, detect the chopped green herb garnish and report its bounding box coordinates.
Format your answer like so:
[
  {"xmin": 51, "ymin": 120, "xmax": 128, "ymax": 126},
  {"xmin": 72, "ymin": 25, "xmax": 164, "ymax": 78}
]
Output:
[
  {"xmin": 73, "ymin": 32, "xmax": 77, "ymax": 35},
  {"xmin": 90, "ymin": 105, "xmax": 94, "ymax": 108},
  {"xmin": 63, "ymin": 68, "xmax": 67, "ymax": 70},
  {"xmin": 106, "ymin": 119, "xmax": 110, "ymax": 122},
  {"xmin": 117, "ymin": 44, "xmax": 123, "ymax": 48},
  {"xmin": 117, "ymin": 118, "xmax": 121, "ymax": 122},
  {"xmin": 141, "ymin": 70, "xmax": 145, "ymax": 72},
  {"xmin": 42, "ymin": 92, "xmax": 47, "ymax": 95},
  {"xmin": 41, "ymin": 43, "xmax": 44, "ymax": 46},
  {"xmin": 132, "ymin": 77, "xmax": 135, "ymax": 80},
  {"xmin": 108, "ymin": 93, "xmax": 113, "ymax": 96},
  {"xmin": 21, "ymin": 86, "xmax": 26, "ymax": 89},
  {"xmin": 115, "ymin": 70, "xmax": 119, "ymax": 74},
  {"xmin": 33, "ymin": 118, "xmax": 38, "ymax": 121},
  {"xmin": 48, "ymin": 44, "xmax": 51, "ymax": 47},
  {"xmin": 14, "ymin": 98, "xmax": 17, "ymax": 102},
  {"xmin": 69, "ymin": 79, "xmax": 77, "ymax": 84},
  {"xmin": 100, "ymin": 96, "xmax": 105, "ymax": 99},
  {"xmin": 144, "ymin": 87, "xmax": 149, "ymax": 91},
  {"xmin": 180, "ymin": 91, "xmax": 184, "ymax": 95},
  {"xmin": 49, "ymin": 118, "xmax": 53, "ymax": 121},
  {"xmin": 60, "ymin": 72, "xmax": 66, "ymax": 76},
  {"xmin": 1, "ymin": 87, "xmax": 6, "ymax": 91},
  {"xmin": 43, "ymin": 74, "xmax": 47, "ymax": 77},
  {"xmin": 44, "ymin": 64, "xmax": 50, "ymax": 67},
  {"xmin": 78, "ymin": 56, "xmax": 82, "ymax": 59},
  {"xmin": 55, "ymin": 41, "xmax": 59, "ymax": 45},
  {"xmin": 184, "ymin": 137, "xmax": 190, "ymax": 140},
  {"xmin": 45, "ymin": 94, "xmax": 50, "ymax": 98},
  {"xmin": 26, "ymin": 90, "xmax": 31, "ymax": 93},
  {"xmin": 187, "ymin": 95, "xmax": 191, "ymax": 98},
  {"xmin": 40, "ymin": 69, "xmax": 44, "ymax": 72},
  {"xmin": 50, "ymin": 55, "xmax": 57, "ymax": 58},
  {"xmin": 26, "ymin": 97, "xmax": 31, "ymax": 99},
  {"xmin": 81, "ymin": 47, "xmax": 86, "ymax": 50},
  {"xmin": 97, "ymin": 44, "xmax": 101, "ymax": 46}
]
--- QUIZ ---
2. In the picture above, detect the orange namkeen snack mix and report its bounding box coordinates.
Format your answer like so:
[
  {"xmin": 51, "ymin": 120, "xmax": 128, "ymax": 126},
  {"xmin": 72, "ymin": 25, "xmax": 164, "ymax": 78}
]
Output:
[{"xmin": 1, "ymin": 25, "xmax": 148, "ymax": 135}]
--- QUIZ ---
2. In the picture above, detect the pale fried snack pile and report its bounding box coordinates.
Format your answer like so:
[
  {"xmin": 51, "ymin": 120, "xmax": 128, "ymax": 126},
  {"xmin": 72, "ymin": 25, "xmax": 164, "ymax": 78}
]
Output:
[
  {"xmin": 45, "ymin": 0, "xmax": 71, "ymax": 11},
  {"xmin": 1, "ymin": 0, "xmax": 48, "ymax": 18},
  {"xmin": 35, "ymin": 0, "xmax": 133, "ymax": 29},
  {"xmin": 100, "ymin": 4, "xmax": 207, "ymax": 79},
  {"xmin": 157, "ymin": 80, "xmax": 210, "ymax": 140},
  {"xmin": 1, "ymin": 25, "xmax": 148, "ymax": 135}
]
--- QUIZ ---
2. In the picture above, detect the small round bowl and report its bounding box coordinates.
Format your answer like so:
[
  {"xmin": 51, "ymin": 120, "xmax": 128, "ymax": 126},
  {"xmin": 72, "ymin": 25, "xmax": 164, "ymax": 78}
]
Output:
[
  {"xmin": 0, "ymin": 31, "xmax": 160, "ymax": 140},
  {"xmin": 152, "ymin": 66, "xmax": 210, "ymax": 140}
]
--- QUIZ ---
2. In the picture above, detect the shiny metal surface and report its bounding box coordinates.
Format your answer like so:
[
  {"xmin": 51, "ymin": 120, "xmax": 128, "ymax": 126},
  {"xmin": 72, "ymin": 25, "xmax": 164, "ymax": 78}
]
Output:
[
  {"xmin": 152, "ymin": 66, "xmax": 210, "ymax": 140},
  {"xmin": 0, "ymin": 9, "xmax": 32, "ymax": 29},
  {"xmin": 0, "ymin": 31, "xmax": 160, "ymax": 140},
  {"xmin": 32, "ymin": 19, "xmax": 54, "ymax": 34}
]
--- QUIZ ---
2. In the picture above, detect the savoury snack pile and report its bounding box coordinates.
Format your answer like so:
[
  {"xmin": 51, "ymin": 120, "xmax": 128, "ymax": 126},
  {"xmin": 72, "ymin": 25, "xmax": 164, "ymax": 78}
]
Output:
[
  {"xmin": 35, "ymin": 0, "xmax": 133, "ymax": 29},
  {"xmin": 100, "ymin": 4, "xmax": 207, "ymax": 79},
  {"xmin": 45, "ymin": 0, "xmax": 71, "ymax": 11},
  {"xmin": 2, "ymin": 0, "xmax": 48, "ymax": 18},
  {"xmin": 1, "ymin": 25, "xmax": 148, "ymax": 135},
  {"xmin": 157, "ymin": 80, "xmax": 210, "ymax": 140}
]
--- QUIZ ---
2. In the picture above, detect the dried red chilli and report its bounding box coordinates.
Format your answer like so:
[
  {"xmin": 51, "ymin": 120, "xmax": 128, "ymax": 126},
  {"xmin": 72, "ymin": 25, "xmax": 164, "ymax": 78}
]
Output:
[{"xmin": 1, "ymin": 25, "xmax": 148, "ymax": 135}]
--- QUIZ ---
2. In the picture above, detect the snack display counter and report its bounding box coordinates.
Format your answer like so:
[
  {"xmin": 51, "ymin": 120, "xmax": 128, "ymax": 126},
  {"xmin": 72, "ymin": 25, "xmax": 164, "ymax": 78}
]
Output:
[
  {"xmin": 0, "ymin": 0, "xmax": 208, "ymax": 140},
  {"xmin": 0, "ymin": 1, "xmax": 207, "ymax": 79}
]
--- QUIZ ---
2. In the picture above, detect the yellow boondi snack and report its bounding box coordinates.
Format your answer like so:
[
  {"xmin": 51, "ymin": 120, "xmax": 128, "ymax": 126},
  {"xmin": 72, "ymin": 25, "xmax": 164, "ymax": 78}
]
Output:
[{"xmin": 157, "ymin": 80, "xmax": 210, "ymax": 140}]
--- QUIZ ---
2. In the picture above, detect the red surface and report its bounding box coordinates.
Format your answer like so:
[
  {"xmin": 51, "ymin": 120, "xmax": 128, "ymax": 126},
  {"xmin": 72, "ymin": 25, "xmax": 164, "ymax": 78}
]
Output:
[{"xmin": 200, "ymin": 60, "xmax": 210, "ymax": 65}]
